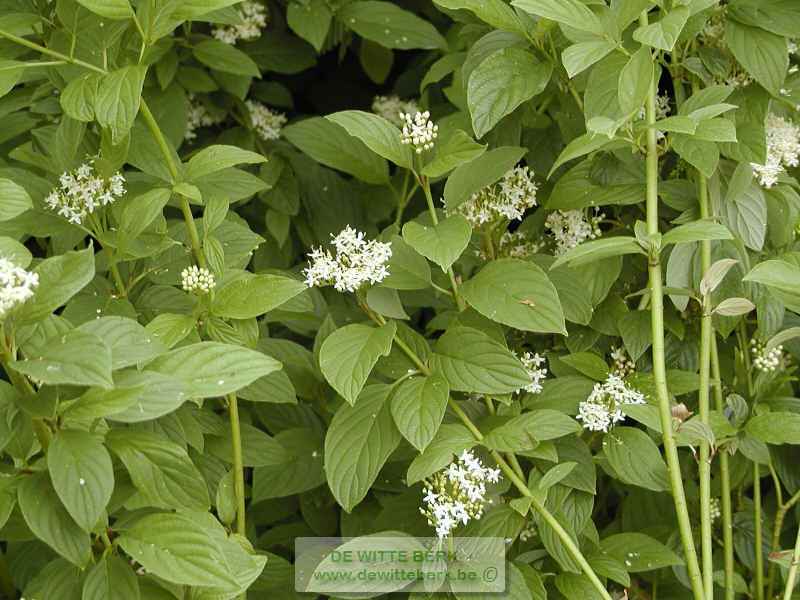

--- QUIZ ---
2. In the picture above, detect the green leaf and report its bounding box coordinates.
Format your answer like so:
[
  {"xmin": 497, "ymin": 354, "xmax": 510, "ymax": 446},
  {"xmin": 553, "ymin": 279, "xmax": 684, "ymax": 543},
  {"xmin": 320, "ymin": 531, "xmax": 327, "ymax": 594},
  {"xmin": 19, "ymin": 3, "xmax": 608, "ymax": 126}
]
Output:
[
  {"xmin": 443, "ymin": 146, "xmax": 527, "ymax": 211},
  {"xmin": 430, "ymin": 326, "xmax": 530, "ymax": 394},
  {"xmin": 484, "ymin": 409, "xmax": 581, "ymax": 451},
  {"xmin": 421, "ymin": 130, "xmax": 486, "ymax": 178},
  {"xmin": 713, "ymin": 297, "xmax": 755, "ymax": 317},
  {"xmin": 562, "ymin": 40, "xmax": 616, "ymax": 79},
  {"xmin": 82, "ymin": 555, "xmax": 140, "ymax": 600},
  {"xmin": 402, "ymin": 215, "xmax": 471, "ymax": 271},
  {"xmin": 146, "ymin": 342, "xmax": 281, "ymax": 398},
  {"xmin": 76, "ymin": 0, "xmax": 132, "ymax": 19},
  {"xmin": 671, "ymin": 134, "xmax": 719, "ymax": 179},
  {"xmin": 382, "ymin": 234, "xmax": 432, "ymax": 290},
  {"xmin": 18, "ymin": 472, "xmax": 91, "ymax": 567},
  {"xmin": 17, "ymin": 247, "xmax": 95, "ymax": 323},
  {"xmin": 722, "ymin": 178, "xmax": 766, "ymax": 251},
  {"xmin": 407, "ymin": 424, "xmax": 476, "ymax": 484},
  {"xmin": 0, "ymin": 178, "xmax": 32, "ymax": 221},
  {"xmin": 47, "ymin": 429, "xmax": 113, "ymax": 532},
  {"xmin": 10, "ymin": 329, "xmax": 113, "ymax": 389},
  {"xmin": 324, "ymin": 385, "xmax": 401, "ymax": 511},
  {"xmin": 287, "ymin": 0, "xmax": 333, "ymax": 53},
  {"xmin": 433, "ymin": 0, "xmax": 522, "ymax": 33},
  {"xmin": 551, "ymin": 237, "xmax": 645, "ymax": 269},
  {"xmin": 78, "ymin": 316, "xmax": 167, "ymax": 370},
  {"xmin": 326, "ymin": 110, "xmax": 413, "ymax": 170},
  {"xmin": 548, "ymin": 133, "xmax": 617, "ymax": 178},
  {"xmin": 252, "ymin": 428, "xmax": 325, "ymax": 500},
  {"xmin": 284, "ymin": 117, "xmax": 390, "ymax": 183},
  {"xmin": 391, "ymin": 373, "xmax": 450, "ymax": 451},
  {"xmin": 193, "ymin": 39, "xmax": 261, "ymax": 77},
  {"xmin": 95, "ymin": 66, "xmax": 147, "ymax": 144},
  {"xmin": 116, "ymin": 512, "xmax": 239, "ymax": 588},
  {"xmin": 560, "ymin": 353, "xmax": 609, "ymax": 381},
  {"xmin": 539, "ymin": 462, "xmax": 578, "ymax": 490},
  {"xmin": 319, "ymin": 322, "xmax": 396, "ymax": 404},
  {"xmin": 746, "ymin": 412, "xmax": 800, "ymax": 444},
  {"xmin": 725, "ymin": 19, "xmax": 788, "ymax": 95},
  {"xmin": 0, "ymin": 236, "xmax": 31, "ymax": 267},
  {"xmin": 618, "ymin": 46, "xmax": 653, "ymax": 116},
  {"xmin": 600, "ymin": 532, "xmax": 684, "ymax": 572},
  {"xmin": 632, "ymin": 6, "xmax": 690, "ymax": 51},
  {"xmin": 619, "ymin": 310, "xmax": 652, "ymax": 361},
  {"xmin": 461, "ymin": 258, "xmax": 566, "ymax": 334},
  {"xmin": 338, "ymin": 1, "xmax": 447, "ymax": 50},
  {"xmin": 662, "ymin": 220, "xmax": 733, "ymax": 246},
  {"xmin": 467, "ymin": 47, "xmax": 552, "ymax": 138},
  {"xmin": 171, "ymin": 0, "xmax": 245, "ymax": 19},
  {"xmin": 728, "ymin": 0, "xmax": 800, "ymax": 38},
  {"xmin": 105, "ymin": 370, "xmax": 188, "ymax": 422},
  {"xmin": 511, "ymin": 0, "xmax": 604, "ymax": 35},
  {"xmin": 0, "ymin": 60, "xmax": 26, "ymax": 99},
  {"xmin": 185, "ymin": 145, "xmax": 266, "ymax": 181},
  {"xmin": 212, "ymin": 273, "xmax": 306, "ymax": 319},
  {"xmin": 106, "ymin": 429, "xmax": 210, "ymax": 510},
  {"xmin": 61, "ymin": 72, "xmax": 100, "ymax": 122},
  {"xmin": 604, "ymin": 426, "xmax": 670, "ymax": 492}
]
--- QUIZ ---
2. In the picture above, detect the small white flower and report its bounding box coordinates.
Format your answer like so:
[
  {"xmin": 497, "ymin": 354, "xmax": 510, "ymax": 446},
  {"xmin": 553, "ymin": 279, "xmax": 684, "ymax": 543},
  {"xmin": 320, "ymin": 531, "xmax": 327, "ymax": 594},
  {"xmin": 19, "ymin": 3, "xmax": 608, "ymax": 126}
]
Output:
[
  {"xmin": 610, "ymin": 346, "xmax": 635, "ymax": 377},
  {"xmin": 751, "ymin": 339, "xmax": 784, "ymax": 373},
  {"xmin": 372, "ymin": 95, "xmax": 418, "ymax": 127},
  {"xmin": 45, "ymin": 162, "xmax": 126, "ymax": 225},
  {"xmin": 576, "ymin": 373, "xmax": 645, "ymax": 433},
  {"xmin": 492, "ymin": 230, "xmax": 543, "ymax": 259},
  {"xmin": 212, "ymin": 1, "xmax": 268, "ymax": 44},
  {"xmin": 518, "ymin": 351, "xmax": 547, "ymax": 394},
  {"xmin": 246, "ymin": 100, "xmax": 287, "ymax": 141},
  {"xmin": 710, "ymin": 497, "xmax": 721, "ymax": 524},
  {"xmin": 751, "ymin": 114, "xmax": 800, "ymax": 189},
  {"xmin": 0, "ymin": 257, "xmax": 38, "ymax": 321},
  {"xmin": 545, "ymin": 209, "xmax": 603, "ymax": 255},
  {"xmin": 400, "ymin": 110, "xmax": 438, "ymax": 154},
  {"xmin": 181, "ymin": 265, "xmax": 216, "ymax": 295},
  {"xmin": 185, "ymin": 94, "xmax": 225, "ymax": 142},
  {"xmin": 421, "ymin": 450, "xmax": 501, "ymax": 539},
  {"xmin": 303, "ymin": 226, "xmax": 392, "ymax": 292},
  {"xmin": 452, "ymin": 166, "xmax": 538, "ymax": 227}
]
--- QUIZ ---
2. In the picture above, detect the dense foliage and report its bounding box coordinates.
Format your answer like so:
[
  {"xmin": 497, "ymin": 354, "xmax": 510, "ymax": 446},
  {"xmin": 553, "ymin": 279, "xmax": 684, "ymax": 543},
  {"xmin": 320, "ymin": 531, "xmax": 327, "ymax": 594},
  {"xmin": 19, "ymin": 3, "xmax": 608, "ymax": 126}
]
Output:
[{"xmin": 0, "ymin": 0, "xmax": 800, "ymax": 598}]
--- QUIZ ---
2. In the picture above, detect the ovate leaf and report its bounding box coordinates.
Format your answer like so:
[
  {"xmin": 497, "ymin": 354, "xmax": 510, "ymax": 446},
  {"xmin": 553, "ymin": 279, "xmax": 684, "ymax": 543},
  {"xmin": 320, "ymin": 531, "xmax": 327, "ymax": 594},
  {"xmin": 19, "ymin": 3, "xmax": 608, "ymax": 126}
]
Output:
[
  {"xmin": 95, "ymin": 66, "xmax": 147, "ymax": 144},
  {"xmin": 402, "ymin": 215, "xmax": 472, "ymax": 271},
  {"xmin": 391, "ymin": 373, "xmax": 450, "ymax": 451},
  {"xmin": 0, "ymin": 178, "xmax": 32, "ymax": 221},
  {"xmin": 338, "ymin": 1, "xmax": 448, "ymax": 50},
  {"xmin": 604, "ymin": 426, "xmax": 670, "ymax": 492}
]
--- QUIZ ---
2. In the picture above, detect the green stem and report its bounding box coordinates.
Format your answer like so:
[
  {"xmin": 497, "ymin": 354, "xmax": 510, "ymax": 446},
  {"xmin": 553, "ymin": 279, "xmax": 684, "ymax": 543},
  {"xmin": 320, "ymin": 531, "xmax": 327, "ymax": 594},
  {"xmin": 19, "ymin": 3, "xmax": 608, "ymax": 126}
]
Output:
[
  {"xmin": 420, "ymin": 177, "xmax": 466, "ymax": 312},
  {"xmin": 697, "ymin": 173, "xmax": 714, "ymax": 599},
  {"xmin": 0, "ymin": 28, "xmax": 105, "ymax": 74},
  {"xmin": 711, "ymin": 336, "xmax": 735, "ymax": 600},
  {"xmin": 385, "ymin": 319, "xmax": 612, "ymax": 600},
  {"xmin": 754, "ymin": 460, "xmax": 764, "ymax": 600},
  {"xmin": 228, "ymin": 394, "xmax": 246, "ymax": 538},
  {"xmin": 640, "ymin": 13, "xmax": 705, "ymax": 600},
  {"xmin": 784, "ymin": 524, "xmax": 800, "ymax": 600},
  {"xmin": 769, "ymin": 489, "xmax": 800, "ymax": 598}
]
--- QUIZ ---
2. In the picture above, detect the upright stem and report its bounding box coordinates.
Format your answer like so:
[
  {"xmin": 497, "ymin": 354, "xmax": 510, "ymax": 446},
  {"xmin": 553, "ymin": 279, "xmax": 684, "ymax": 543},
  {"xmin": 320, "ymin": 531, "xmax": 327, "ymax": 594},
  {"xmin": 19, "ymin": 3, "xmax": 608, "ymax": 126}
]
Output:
[
  {"xmin": 768, "ymin": 489, "xmax": 800, "ymax": 598},
  {"xmin": 228, "ymin": 394, "xmax": 246, "ymax": 537},
  {"xmin": 782, "ymin": 515, "xmax": 800, "ymax": 600},
  {"xmin": 711, "ymin": 336, "xmax": 735, "ymax": 600},
  {"xmin": 696, "ymin": 174, "xmax": 714, "ymax": 598},
  {"xmin": 640, "ymin": 13, "xmax": 705, "ymax": 600},
  {"xmin": 754, "ymin": 461, "xmax": 764, "ymax": 600},
  {"xmin": 387, "ymin": 320, "xmax": 612, "ymax": 600},
  {"xmin": 420, "ymin": 177, "xmax": 466, "ymax": 311}
]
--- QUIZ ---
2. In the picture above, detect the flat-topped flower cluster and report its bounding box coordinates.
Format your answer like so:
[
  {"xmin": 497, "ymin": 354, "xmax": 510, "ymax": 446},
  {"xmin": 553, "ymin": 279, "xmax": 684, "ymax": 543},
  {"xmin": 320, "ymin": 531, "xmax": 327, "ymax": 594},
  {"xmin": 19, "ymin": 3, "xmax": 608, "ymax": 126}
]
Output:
[
  {"xmin": 304, "ymin": 226, "xmax": 392, "ymax": 292},
  {"xmin": 577, "ymin": 373, "xmax": 646, "ymax": 432},
  {"xmin": 0, "ymin": 258, "xmax": 38, "ymax": 321},
  {"xmin": 45, "ymin": 163, "xmax": 125, "ymax": 226}
]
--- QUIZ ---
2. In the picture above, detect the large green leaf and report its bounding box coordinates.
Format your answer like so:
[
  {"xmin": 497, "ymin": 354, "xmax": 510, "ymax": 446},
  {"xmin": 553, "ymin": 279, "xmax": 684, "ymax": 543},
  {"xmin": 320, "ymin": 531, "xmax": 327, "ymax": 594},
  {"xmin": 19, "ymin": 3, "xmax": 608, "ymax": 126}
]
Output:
[
  {"xmin": 467, "ymin": 47, "xmax": 551, "ymax": 138},
  {"xmin": 402, "ymin": 215, "xmax": 471, "ymax": 271},
  {"xmin": 725, "ymin": 18, "xmax": 788, "ymax": 95},
  {"xmin": 47, "ymin": 429, "xmax": 114, "ymax": 532},
  {"xmin": 430, "ymin": 326, "xmax": 530, "ymax": 394},
  {"xmin": 319, "ymin": 322, "xmax": 396, "ymax": 404},
  {"xmin": 461, "ymin": 259, "xmax": 566, "ymax": 334},
  {"xmin": 252, "ymin": 427, "xmax": 325, "ymax": 500},
  {"xmin": 146, "ymin": 342, "xmax": 281, "ymax": 398},
  {"xmin": 185, "ymin": 145, "xmax": 266, "ymax": 181},
  {"xmin": 324, "ymin": 385, "xmax": 401, "ymax": 511},
  {"xmin": 193, "ymin": 39, "xmax": 261, "ymax": 77},
  {"xmin": 433, "ymin": 0, "xmax": 522, "ymax": 33},
  {"xmin": 618, "ymin": 46, "xmax": 653, "ymax": 116},
  {"xmin": 390, "ymin": 373, "xmax": 450, "ymax": 452},
  {"xmin": 604, "ymin": 426, "xmax": 670, "ymax": 492},
  {"xmin": 95, "ymin": 66, "xmax": 147, "ymax": 144},
  {"xmin": 338, "ymin": 1, "xmax": 447, "ymax": 50},
  {"xmin": 632, "ymin": 6, "xmax": 689, "ymax": 51},
  {"xmin": 82, "ymin": 555, "xmax": 140, "ymax": 600},
  {"xmin": 483, "ymin": 409, "xmax": 581, "ymax": 452},
  {"xmin": 407, "ymin": 423, "xmax": 476, "ymax": 484},
  {"xmin": 326, "ymin": 110, "xmax": 413, "ymax": 169},
  {"xmin": 17, "ymin": 248, "xmax": 95, "ymax": 323},
  {"xmin": 10, "ymin": 329, "xmax": 113, "ymax": 389},
  {"xmin": 76, "ymin": 0, "xmax": 132, "ymax": 19},
  {"xmin": 106, "ymin": 429, "xmax": 210, "ymax": 510},
  {"xmin": 600, "ymin": 533, "xmax": 683, "ymax": 572},
  {"xmin": 511, "ymin": 0, "xmax": 604, "ymax": 35},
  {"xmin": 551, "ymin": 237, "xmax": 645, "ymax": 269},
  {"xmin": 78, "ymin": 316, "xmax": 167, "ymax": 370},
  {"xmin": 0, "ymin": 178, "xmax": 32, "ymax": 221},
  {"xmin": 443, "ymin": 146, "xmax": 527, "ymax": 211},
  {"xmin": 746, "ymin": 412, "xmax": 800, "ymax": 444},
  {"xmin": 18, "ymin": 472, "xmax": 91, "ymax": 567},
  {"xmin": 212, "ymin": 273, "xmax": 306, "ymax": 319}
]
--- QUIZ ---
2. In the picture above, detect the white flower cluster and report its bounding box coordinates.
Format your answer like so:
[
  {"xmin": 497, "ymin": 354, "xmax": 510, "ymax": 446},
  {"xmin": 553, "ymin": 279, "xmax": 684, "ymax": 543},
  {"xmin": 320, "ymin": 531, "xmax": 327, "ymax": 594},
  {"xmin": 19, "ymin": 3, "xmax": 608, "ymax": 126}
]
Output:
[
  {"xmin": 751, "ymin": 339, "xmax": 784, "ymax": 373},
  {"xmin": 610, "ymin": 346, "xmax": 635, "ymax": 377},
  {"xmin": 519, "ymin": 519, "xmax": 537, "ymax": 542},
  {"xmin": 303, "ymin": 226, "xmax": 392, "ymax": 292},
  {"xmin": 518, "ymin": 351, "xmax": 547, "ymax": 394},
  {"xmin": 576, "ymin": 374, "xmax": 645, "ymax": 433},
  {"xmin": 453, "ymin": 166, "xmax": 538, "ymax": 227},
  {"xmin": 181, "ymin": 266, "xmax": 216, "ymax": 295},
  {"xmin": 246, "ymin": 100, "xmax": 287, "ymax": 141},
  {"xmin": 185, "ymin": 94, "xmax": 224, "ymax": 142},
  {"xmin": 45, "ymin": 163, "xmax": 125, "ymax": 226},
  {"xmin": 0, "ymin": 258, "xmax": 38, "ymax": 321},
  {"xmin": 212, "ymin": 1, "xmax": 268, "ymax": 44},
  {"xmin": 637, "ymin": 93, "xmax": 671, "ymax": 122},
  {"xmin": 751, "ymin": 114, "xmax": 800, "ymax": 188},
  {"xmin": 372, "ymin": 95, "xmax": 418, "ymax": 127},
  {"xmin": 709, "ymin": 497, "xmax": 721, "ymax": 524},
  {"xmin": 400, "ymin": 111, "xmax": 438, "ymax": 154},
  {"xmin": 545, "ymin": 209, "xmax": 603, "ymax": 256},
  {"xmin": 420, "ymin": 450, "xmax": 501, "ymax": 539},
  {"xmin": 494, "ymin": 230, "xmax": 543, "ymax": 259}
]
